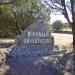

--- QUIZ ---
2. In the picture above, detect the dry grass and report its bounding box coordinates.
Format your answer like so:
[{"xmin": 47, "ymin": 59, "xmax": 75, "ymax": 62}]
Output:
[
  {"xmin": 62, "ymin": 28, "xmax": 72, "ymax": 31},
  {"xmin": 52, "ymin": 33, "xmax": 73, "ymax": 46},
  {"xmin": 52, "ymin": 33, "xmax": 73, "ymax": 52}
]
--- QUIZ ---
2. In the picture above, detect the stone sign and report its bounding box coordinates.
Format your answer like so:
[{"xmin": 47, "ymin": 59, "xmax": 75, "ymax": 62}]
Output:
[
  {"xmin": 7, "ymin": 20, "xmax": 54, "ymax": 58},
  {"xmin": 5, "ymin": 20, "xmax": 65, "ymax": 75}
]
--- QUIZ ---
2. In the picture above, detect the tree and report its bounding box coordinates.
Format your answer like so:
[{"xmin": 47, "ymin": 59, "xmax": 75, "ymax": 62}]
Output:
[
  {"xmin": 52, "ymin": 20, "xmax": 63, "ymax": 31},
  {"xmin": 7, "ymin": 0, "xmax": 50, "ymax": 33},
  {"xmin": 0, "ymin": 4, "xmax": 17, "ymax": 38},
  {"xmin": 0, "ymin": 0, "xmax": 51, "ymax": 37},
  {"xmin": 44, "ymin": 0, "xmax": 72, "ymax": 24},
  {"xmin": 44, "ymin": 0, "xmax": 75, "ymax": 74}
]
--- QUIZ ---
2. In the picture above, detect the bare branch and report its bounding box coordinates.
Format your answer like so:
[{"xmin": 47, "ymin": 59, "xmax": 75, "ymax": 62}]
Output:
[
  {"xmin": 44, "ymin": 0, "xmax": 63, "ymax": 12},
  {"xmin": 44, "ymin": 0, "xmax": 71, "ymax": 25},
  {"xmin": 61, "ymin": 0, "xmax": 71, "ymax": 24}
]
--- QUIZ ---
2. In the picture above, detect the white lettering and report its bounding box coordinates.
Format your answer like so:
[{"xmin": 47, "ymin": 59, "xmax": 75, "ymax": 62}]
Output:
[
  {"xmin": 28, "ymin": 31, "xmax": 31, "ymax": 37},
  {"xmin": 23, "ymin": 38, "xmax": 51, "ymax": 43}
]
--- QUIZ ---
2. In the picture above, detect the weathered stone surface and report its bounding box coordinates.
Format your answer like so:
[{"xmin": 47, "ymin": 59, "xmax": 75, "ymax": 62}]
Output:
[
  {"xmin": 6, "ymin": 20, "xmax": 55, "ymax": 75},
  {"xmin": 6, "ymin": 57, "xmax": 55, "ymax": 75},
  {"xmin": 7, "ymin": 20, "xmax": 54, "ymax": 57}
]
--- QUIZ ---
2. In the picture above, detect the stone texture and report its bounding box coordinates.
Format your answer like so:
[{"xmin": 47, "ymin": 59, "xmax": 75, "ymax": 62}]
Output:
[{"xmin": 6, "ymin": 20, "xmax": 55, "ymax": 75}]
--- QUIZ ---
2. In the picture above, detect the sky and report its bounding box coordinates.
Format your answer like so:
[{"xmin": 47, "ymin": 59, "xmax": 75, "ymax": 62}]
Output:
[
  {"xmin": 50, "ymin": 13, "xmax": 72, "ymax": 24},
  {"xmin": 44, "ymin": 0, "xmax": 72, "ymax": 24},
  {"xmin": 50, "ymin": 14, "xmax": 67, "ymax": 24}
]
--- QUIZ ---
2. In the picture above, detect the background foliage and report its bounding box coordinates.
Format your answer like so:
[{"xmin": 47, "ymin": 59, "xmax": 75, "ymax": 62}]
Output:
[{"xmin": 0, "ymin": 0, "xmax": 50, "ymax": 38}]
